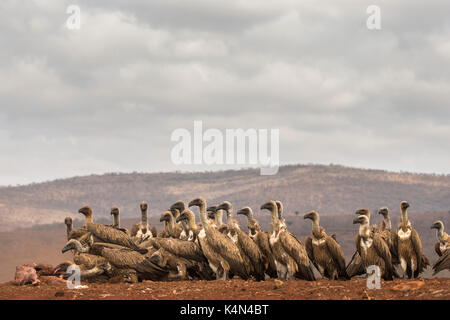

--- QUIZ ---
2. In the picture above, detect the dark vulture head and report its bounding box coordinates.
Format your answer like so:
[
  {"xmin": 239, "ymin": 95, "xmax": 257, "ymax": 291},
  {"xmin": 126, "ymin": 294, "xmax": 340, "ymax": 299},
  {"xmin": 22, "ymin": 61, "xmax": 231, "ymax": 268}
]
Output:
[
  {"xmin": 176, "ymin": 209, "xmax": 195, "ymax": 223},
  {"xmin": 355, "ymin": 208, "xmax": 370, "ymax": 217},
  {"xmin": 170, "ymin": 201, "xmax": 185, "ymax": 213},
  {"xmin": 140, "ymin": 201, "xmax": 148, "ymax": 212},
  {"xmin": 160, "ymin": 210, "xmax": 173, "ymax": 223},
  {"xmin": 400, "ymin": 201, "xmax": 410, "ymax": 210},
  {"xmin": 64, "ymin": 216, "xmax": 72, "ymax": 226},
  {"xmin": 110, "ymin": 206, "xmax": 120, "ymax": 217},
  {"xmin": 303, "ymin": 210, "xmax": 319, "ymax": 222},
  {"xmin": 431, "ymin": 220, "xmax": 444, "ymax": 230},
  {"xmin": 237, "ymin": 207, "xmax": 252, "ymax": 217},
  {"xmin": 353, "ymin": 215, "xmax": 369, "ymax": 225},
  {"xmin": 207, "ymin": 205, "xmax": 217, "ymax": 219},
  {"xmin": 261, "ymin": 200, "xmax": 277, "ymax": 212},
  {"xmin": 78, "ymin": 205, "xmax": 93, "ymax": 217},
  {"xmin": 377, "ymin": 207, "xmax": 389, "ymax": 217},
  {"xmin": 189, "ymin": 196, "xmax": 205, "ymax": 208},
  {"xmin": 216, "ymin": 201, "xmax": 232, "ymax": 213}
]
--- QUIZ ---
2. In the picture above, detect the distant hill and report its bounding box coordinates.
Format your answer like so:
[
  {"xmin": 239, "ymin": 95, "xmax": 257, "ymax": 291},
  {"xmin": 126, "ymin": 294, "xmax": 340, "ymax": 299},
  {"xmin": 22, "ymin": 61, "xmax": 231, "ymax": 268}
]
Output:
[{"xmin": 0, "ymin": 164, "xmax": 449, "ymax": 231}]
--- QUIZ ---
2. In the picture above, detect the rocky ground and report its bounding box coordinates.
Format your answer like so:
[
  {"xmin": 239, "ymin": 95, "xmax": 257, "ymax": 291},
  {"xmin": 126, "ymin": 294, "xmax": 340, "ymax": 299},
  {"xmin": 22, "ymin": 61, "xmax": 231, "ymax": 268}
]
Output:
[{"xmin": 0, "ymin": 277, "xmax": 449, "ymax": 300}]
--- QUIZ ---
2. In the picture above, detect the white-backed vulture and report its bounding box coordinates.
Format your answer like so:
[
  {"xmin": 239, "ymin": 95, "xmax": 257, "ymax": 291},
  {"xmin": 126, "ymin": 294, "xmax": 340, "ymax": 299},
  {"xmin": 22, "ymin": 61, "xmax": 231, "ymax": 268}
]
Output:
[
  {"xmin": 377, "ymin": 207, "xmax": 400, "ymax": 266},
  {"xmin": 217, "ymin": 201, "xmax": 265, "ymax": 281},
  {"xmin": 261, "ymin": 200, "xmax": 315, "ymax": 281},
  {"xmin": 207, "ymin": 205, "xmax": 229, "ymax": 234},
  {"xmin": 110, "ymin": 207, "xmax": 129, "ymax": 235},
  {"xmin": 431, "ymin": 221, "xmax": 450, "ymax": 275},
  {"xmin": 431, "ymin": 220, "xmax": 449, "ymax": 257},
  {"xmin": 189, "ymin": 197, "xmax": 249, "ymax": 280},
  {"xmin": 237, "ymin": 206, "xmax": 278, "ymax": 278},
  {"xmin": 160, "ymin": 210, "xmax": 183, "ymax": 239},
  {"xmin": 353, "ymin": 214, "xmax": 396, "ymax": 280},
  {"xmin": 346, "ymin": 208, "xmax": 379, "ymax": 278},
  {"xmin": 304, "ymin": 210, "xmax": 348, "ymax": 280},
  {"xmin": 394, "ymin": 201, "xmax": 429, "ymax": 278},
  {"xmin": 131, "ymin": 202, "xmax": 153, "ymax": 243}
]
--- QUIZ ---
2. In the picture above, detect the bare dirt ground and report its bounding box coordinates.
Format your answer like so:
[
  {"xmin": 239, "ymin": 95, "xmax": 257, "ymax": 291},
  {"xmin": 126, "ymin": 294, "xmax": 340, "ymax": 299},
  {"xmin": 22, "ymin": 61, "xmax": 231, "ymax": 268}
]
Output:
[{"xmin": 0, "ymin": 277, "xmax": 449, "ymax": 300}]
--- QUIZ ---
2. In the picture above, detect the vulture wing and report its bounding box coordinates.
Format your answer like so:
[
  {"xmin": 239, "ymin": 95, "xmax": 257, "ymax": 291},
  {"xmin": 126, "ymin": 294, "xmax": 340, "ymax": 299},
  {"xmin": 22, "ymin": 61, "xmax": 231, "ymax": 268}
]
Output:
[
  {"xmin": 325, "ymin": 236, "xmax": 349, "ymax": 279},
  {"xmin": 432, "ymin": 250, "xmax": 450, "ymax": 275}
]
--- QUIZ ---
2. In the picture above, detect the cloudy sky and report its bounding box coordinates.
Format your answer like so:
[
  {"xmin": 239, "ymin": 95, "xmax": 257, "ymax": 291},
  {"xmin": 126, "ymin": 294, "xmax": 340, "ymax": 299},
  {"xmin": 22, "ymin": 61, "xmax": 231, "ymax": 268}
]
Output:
[{"xmin": 0, "ymin": 0, "xmax": 449, "ymax": 185}]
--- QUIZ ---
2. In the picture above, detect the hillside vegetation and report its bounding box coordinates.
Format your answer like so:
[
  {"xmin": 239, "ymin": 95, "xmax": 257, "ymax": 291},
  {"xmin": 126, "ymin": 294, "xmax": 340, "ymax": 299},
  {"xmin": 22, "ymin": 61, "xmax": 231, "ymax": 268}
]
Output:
[{"xmin": 0, "ymin": 164, "xmax": 449, "ymax": 232}]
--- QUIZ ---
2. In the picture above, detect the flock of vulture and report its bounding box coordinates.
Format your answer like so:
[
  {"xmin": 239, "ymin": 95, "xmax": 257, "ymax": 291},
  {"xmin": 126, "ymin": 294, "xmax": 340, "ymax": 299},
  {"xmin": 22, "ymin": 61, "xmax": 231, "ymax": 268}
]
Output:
[{"xmin": 57, "ymin": 197, "xmax": 450, "ymax": 283}]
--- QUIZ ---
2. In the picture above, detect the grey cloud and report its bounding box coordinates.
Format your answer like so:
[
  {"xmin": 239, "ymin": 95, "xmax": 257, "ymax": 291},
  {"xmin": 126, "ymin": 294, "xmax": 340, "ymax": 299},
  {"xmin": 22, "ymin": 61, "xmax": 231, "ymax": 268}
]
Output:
[{"xmin": 0, "ymin": 1, "xmax": 449, "ymax": 185}]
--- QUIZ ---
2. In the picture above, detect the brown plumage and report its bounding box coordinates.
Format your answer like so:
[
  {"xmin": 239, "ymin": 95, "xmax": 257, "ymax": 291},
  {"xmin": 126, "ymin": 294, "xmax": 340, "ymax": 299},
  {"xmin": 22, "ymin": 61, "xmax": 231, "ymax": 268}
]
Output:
[
  {"xmin": 86, "ymin": 222, "xmax": 147, "ymax": 254},
  {"xmin": 261, "ymin": 200, "xmax": 315, "ymax": 281},
  {"xmin": 130, "ymin": 201, "xmax": 153, "ymax": 243},
  {"xmin": 160, "ymin": 210, "xmax": 183, "ymax": 238},
  {"xmin": 110, "ymin": 207, "xmax": 129, "ymax": 234},
  {"xmin": 395, "ymin": 201, "xmax": 429, "ymax": 278},
  {"xmin": 431, "ymin": 221, "xmax": 450, "ymax": 275},
  {"xmin": 217, "ymin": 201, "xmax": 266, "ymax": 281},
  {"xmin": 346, "ymin": 208, "xmax": 381, "ymax": 278},
  {"xmin": 353, "ymin": 215, "xmax": 395, "ymax": 280},
  {"xmin": 189, "ymin": 197, "xmax": 249, "ymax": 280},
  {"xmin": 304, "ymin": 210, "xmax": 348, "ymax": 280},
  {"xmin": 237, "ymin": 206, "xmax": 277, "ymax": 278}
]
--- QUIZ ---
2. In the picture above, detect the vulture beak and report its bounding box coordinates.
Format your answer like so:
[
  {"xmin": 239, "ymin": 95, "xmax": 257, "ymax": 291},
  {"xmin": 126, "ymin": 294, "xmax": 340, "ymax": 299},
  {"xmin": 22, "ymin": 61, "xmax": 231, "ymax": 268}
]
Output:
[
  {"xmin": 303, "ymin": 213, "xmax": 312, "ymax": 220},
  {"xmin": 62, "ymin": 242, "xmax": 75, "ymax": 254},
  {"xmin": 431, "ymin": 222, "xmax": 440, "ymax": 230},
  {"xmin": 260, "ymin": 204, "xmax": 269, "ymax": 210},
  {"xmin": 160, "ymin": 216, "xmax": 168, "ymax": 222},
  {"xmin": 216, "ymin": 204, "xmax": 225, "ymax": 211},
  {"xmin": 188, "ymin": 200, "xmax": 197, "ymax": 207},
  {"xmin": 175, "ymin": 215, "xmax": 184, "ymax": 223},
  {"xmin": 352, "ymin": 217, "xmax": 363, "ymax": 225},
  {"xmin": 236, "ymin": 209, "xmax": 247, "ymax": 216}
]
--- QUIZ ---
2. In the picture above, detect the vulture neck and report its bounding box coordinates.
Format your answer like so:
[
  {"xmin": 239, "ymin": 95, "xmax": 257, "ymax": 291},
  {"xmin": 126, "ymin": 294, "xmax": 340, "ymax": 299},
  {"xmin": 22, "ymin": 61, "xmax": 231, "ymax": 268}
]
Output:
[
  {"xmin": 244, "ymin": 212, "xmax": 254, "ymax": 225},
  {"xmin": 270, "ymin": 206, "xmax": 280, "ymax": 226},
  {"xmin": 215, "ymin": 210, "xmax": 223, "ymax": 227},
  {"xmin": 166, "ymin": 215, "xmax": 176, "ymax": 234},
  {"xmin": 383, "ymin": 216, "xmax": 391, "ymax": 230},
  {"xmin": 113, "ymin": 214, "xmax": 120, "ymax": 228},
  {"xmin": 401, "ymin": 207, "xmax": 409, "ymax": 225},
  {"xmin": 436, "ymin": 226, "xmax": 444, "ymax": 240},
  {"xmin": 198, "ymin": 202, "xmax": 208, "ymax": 225},
  {"xmin": 359, "ymin": 222, "xmax": 371, "ymax": 239},
  {"xmin": 186, "ymin": 215, "xmax": 198, "ymax": 231},
  {"xmin": 66, "ymin": 223, "xmax": 73, "ymax": 237},
  {"xmin": 141, "ymin": 208, "xmax": 148, "ymax": 227},
  {"xmin": 311, "ymin": 216, "xmax": 320, "ymax": 230},
  {"xmin": 85, "ymin": 213, "xmax": 93, "ymax": 224}
]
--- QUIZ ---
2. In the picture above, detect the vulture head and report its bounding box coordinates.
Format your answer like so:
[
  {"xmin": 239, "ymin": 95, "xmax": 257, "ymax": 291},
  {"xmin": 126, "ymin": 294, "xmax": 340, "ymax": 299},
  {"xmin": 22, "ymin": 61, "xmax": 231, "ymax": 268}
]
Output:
[
  {"xmin": 400, "ymin": 201, "xmax": 410, "ymax": 210},
  {"xmin": 160, "ymin": 211, "xmax": 173, "ymax": 223},
  {"xmin": 237, "ymin": 206, "xmax": 253, "ymax": 218},
  {"xmin": 431, "ymin": 220, "xmax": 444, "ymax": 231},
  {"xmin": 110, "ymin": 206, "xmax": 119, "ymax": 217},
  {"xmin": 53, "ymin": 261, "xmax": 73, "ymax": 277},
  {"xmin": 355, "ymin": 208, "xmax": 370, "ymax": 217},
  {"xmin": 176, "ymin": 209, "xmax": 195, "ymax": 224},
  {"xmin": 207, "ymin": 205, "xmax": 217, "ymax": 219},
  {"xmin": 64, "ymin": 216, "xmax": 72, "ymax": 226},
  {"xmin": 189, "ymin": 196, "xmax": 206, "ymax": 208},
  {"xmin": 216, "ymin": 201, "xmax": 232, "ymax": 213},
  {"xmin": 353, "ymin": 215, "xmax": 369, "ymax": 225},
  {"xmin": 140, "ymin": 201, "xmax": 148, "ymax": 212},
  {"xmin": 261, "ymin": 200, "xmax": 278, "ymax": 214},
  {"xmin": 377, "ymin": 207, "xmax": 389, "ymax": 217},
  {"xmin": 303, "ymin": 210, "xmax": 319, "ymax": 222},
  {"xmin": 78, "ymin": 205, "xmax": 92, "ymax": 216},
  {"xmin": 170, "ymin": 201, "xmax": 185, "ymax": 213},
  {"xmin": 61, "ymin": 237, "xmax": 91, "ymax": 254}
]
